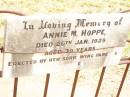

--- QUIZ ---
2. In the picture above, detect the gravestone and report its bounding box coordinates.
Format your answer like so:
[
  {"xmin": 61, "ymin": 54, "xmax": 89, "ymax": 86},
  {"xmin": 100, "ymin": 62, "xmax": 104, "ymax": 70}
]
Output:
[{"xmin": 2, "ymin": 13, "xmax": 130, "ymax": 77}]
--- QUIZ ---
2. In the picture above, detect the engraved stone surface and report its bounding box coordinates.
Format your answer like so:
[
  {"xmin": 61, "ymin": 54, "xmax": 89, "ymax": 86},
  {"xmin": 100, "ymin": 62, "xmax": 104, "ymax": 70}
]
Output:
[{"xmin": 2, "ymin": 13, "xmax": 130, "ymax": 77}]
